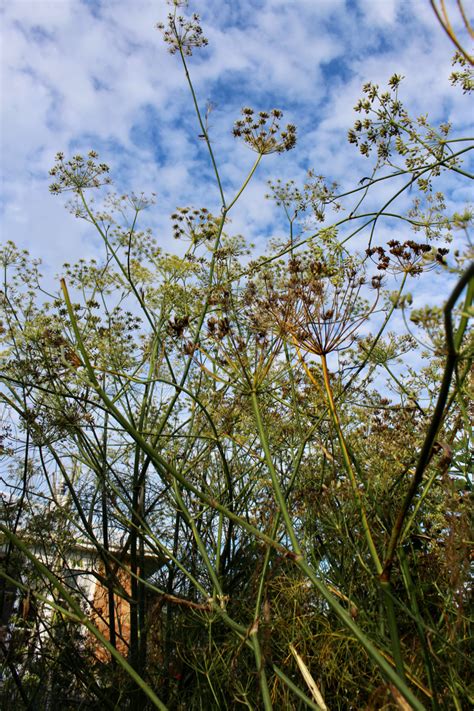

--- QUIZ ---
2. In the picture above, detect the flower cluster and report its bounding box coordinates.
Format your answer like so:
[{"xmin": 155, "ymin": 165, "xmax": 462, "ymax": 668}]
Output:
[
  {"xmin": 266, "ymin": 178, "xmax": 302, "ymax": 210},
  {"xmin": 357, "ymin": 332, "xmax": 416, "ymax": 366},
  {"xmin": 233, "ymin": 107, "xmax": 297, "ymax": 154},
  {"xmin": 156, "ymin": 6, "xmax": 208, "ymax": 56},
  {"xmin": 450, "ymin": 52, "xmax": 474, "ymax": 94},
  {"xmin": 266, "ymin": 171, "xmax": 340, "ymax": 225},
  {"xmin": 127, "ymin": 191, "xmax": 157, "ymax": 212},
  {"xmin": 49, "ymin": 151, "xmax": 111, "ymax": 194},
  {"xmin": 407, "ymin": 192, "xmax": 452, "ymax": 242},
  {"xmin": 348, "ymin": 76, "xmax": 456, "ymax": 186},
  {"xmin": 188, "ymin": 276, "xmax": 289, "ymax": 391},
  {"xmin": 348, "ymin": 75, "xmax": 405, "ymax": 160},
  {"xmin": 366, "ymin": 240, "xmax": 449, "ymax": 276},
  {"xmin": 201, "ymin": 301, "xmax": 283, "ymax": 390},
  {"xmin": 170, "ymin": 206, "xmax": 221, "ymax": 243}
]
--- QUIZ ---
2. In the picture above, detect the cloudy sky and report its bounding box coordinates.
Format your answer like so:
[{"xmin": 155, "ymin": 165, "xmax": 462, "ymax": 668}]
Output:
[{"xmin": 1, "ymin": 0, "xmax": 472, "ymax": 290}]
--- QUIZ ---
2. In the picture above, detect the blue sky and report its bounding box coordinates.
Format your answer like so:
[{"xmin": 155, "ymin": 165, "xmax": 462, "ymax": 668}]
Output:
[{"xmin": 1, "ymin": 0, "xmax": 472, "ymax": 290}]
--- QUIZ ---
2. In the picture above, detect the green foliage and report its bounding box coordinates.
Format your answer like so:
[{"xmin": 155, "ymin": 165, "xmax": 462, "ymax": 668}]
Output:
[{"xmin": 1, "ymin": 3, "xmax": 473, "ymax": 710}]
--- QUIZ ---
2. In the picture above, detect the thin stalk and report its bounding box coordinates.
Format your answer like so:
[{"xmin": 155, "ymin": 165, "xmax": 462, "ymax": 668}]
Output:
[
  {"xmin": 59, "ymin": 278, "xmax": 292, "ymax": 555},
  {"xmin": 176, "ymin": 37, "xmax": 226, "ymax": 207},
  {"xmin": 399, "ymin": 548, "xmax": 439, "ymax": 710},
  {"xmin": 429, "ymin": 0, "xmax": 474, "ymax": 64},
  {"xmin": 381, "ymin": 360, "xmax": 425, "ymax": 415},
  {"xmin": 379, "ymin": 579, "xmax": 407, "ymax": 680},
  {"xmin": 163, "ymin": 510, "xmax": 180, "ymax": 703},
  {"xmin": 343, "ymin": 271, "xmax": 409, "ymax": 395},
  {"xmin": 0, "ymin": 638, "xmax": 30, "ymax": 707},
  {"xmin": 401, "ymin": 468, "xmax": 438, "ymax": 543},
  {"xmin": 250, "ymin": 630, "xmax": 273, "ymax": 711},
  {"xmin": 215, "ymin": 511, "xmax": 223, "ymax": 580},
  {"xmin": 227, "ymin": 153, "xmax": 263, "ymax": 211},
  {"xmin": 320, "ymin": 353, "xmax": 406, "ymax": 678},
  {"xmin": 320, "ymin": 354, "xmax": 381, "ymax": 573},
  {"xmin": 172, "ymin": 482, "xmax": 224, "ymax": 597},
  {"xmin": 100, "ymin": 410, "xmax": 117, "ymax": 659},
  {"xmin": 1, "ymin": 571, "xmax": 115, "ymax": 710},
  {"xmin": 250, "ymin": 389, "xmax": 302, "ymax": 556},
  {"xmin": 272, "ymin": 665, "xmax": 323, "ymax": 710},
  {"xmin": 457, "ymin": 0, "xmax": 474, "ymax": 39}
]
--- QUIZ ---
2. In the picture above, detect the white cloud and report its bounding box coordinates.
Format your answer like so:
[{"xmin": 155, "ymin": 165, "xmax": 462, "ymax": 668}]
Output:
[{"xmin": 357, "ymin": 0, "xmax": 399, "ymax": 25}]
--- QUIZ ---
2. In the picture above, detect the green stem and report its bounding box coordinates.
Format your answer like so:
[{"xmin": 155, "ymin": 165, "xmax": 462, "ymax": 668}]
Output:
[
  {"xmin": 176, "ymin": 36, "xmax": 226, "ymax": 207},
  {"xmin": 320, "ymin": 354, "xmax": 407, "ymax": 677},
  {"xmin": 272, "ymin": 665, "xmax": 323, "ymax": 710},
  {"xmin": 320, "ymin": 354, "xmax": 381, "ymax": 573},
  {"xmin": 399, "ymin": 548, "xmax": 439, "ymax": 709},
  {"xmin": 250, "ymin": 630, "xmax": 273, "ymax": 711},
  {"xmin": 295, "ymin": 558, "xmax": 424, "ymax": 710},
  {"xmin": 250, "ymin": 389, "xmax": 302, "ymax": 556},
  {"xmin": 344, "ymin": 271, "xmax": 408, "ymax": 395},
  {"xmin": 173, "ymin": 481, "xmax": 224, "ymax": 596},
  {"xmin": 227, "ymin": 153, "xmax": 263, "ymax": 211}
]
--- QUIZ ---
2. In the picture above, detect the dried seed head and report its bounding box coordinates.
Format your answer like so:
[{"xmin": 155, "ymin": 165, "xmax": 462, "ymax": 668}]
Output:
[
  {"xmin": 262, "ymin": 253, "xmax": 381, "ymax": 355},
  {"xmin": 156, "ymin": 6, "xmax": 208, "ymax": 56},
  {"xmin": 367, "ymin": 239, "xmax": 448, "ymax": 276},
  {"xmin": 233, "ymin": 107, "xmax": 296, "ymax": 154},
  {"xmin": 49, "ymin": 151, "xmax": 111, "ymax": 194}
]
